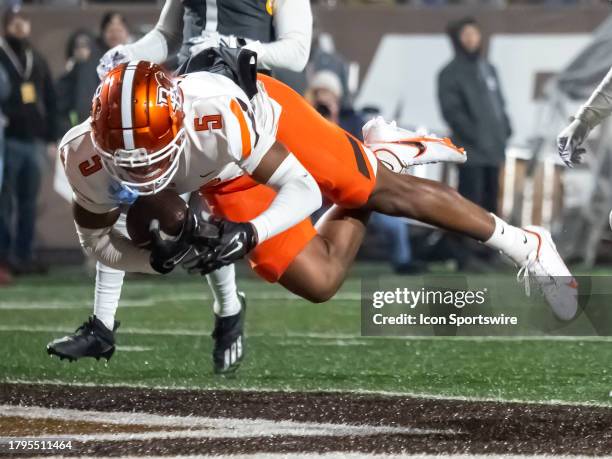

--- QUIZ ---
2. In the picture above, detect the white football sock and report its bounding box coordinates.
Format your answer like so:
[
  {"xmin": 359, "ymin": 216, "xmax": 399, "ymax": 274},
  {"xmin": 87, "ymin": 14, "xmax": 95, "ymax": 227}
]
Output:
[
  {"xmin": 483, "ymin": 214, "xmax": 539, "ymax": 265},
  {"xmin": 206, "ymin": 264, "xmax": 241, "ymax": 317},
  {"xmin": 94, "ymin": 262, "xmax": 125, "ymax": 330}
]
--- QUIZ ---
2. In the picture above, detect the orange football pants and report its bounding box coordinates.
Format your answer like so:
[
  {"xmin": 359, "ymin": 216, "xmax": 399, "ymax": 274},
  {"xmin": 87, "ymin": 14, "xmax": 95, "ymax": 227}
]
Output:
[{"xmin": 201, "ymin": 75, "xmax": 377, "ymax": 282}]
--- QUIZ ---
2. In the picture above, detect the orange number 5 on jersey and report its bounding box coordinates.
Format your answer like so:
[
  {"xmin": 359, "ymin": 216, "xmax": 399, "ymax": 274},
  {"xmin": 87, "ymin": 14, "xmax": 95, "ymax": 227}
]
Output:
[
  {"xmin": 195, "ymin": 114, "xmax": 223, "ymax": 132},
  {"xmin": 79, "ymin": 155, "xmax": 103, "ymax": 177}
]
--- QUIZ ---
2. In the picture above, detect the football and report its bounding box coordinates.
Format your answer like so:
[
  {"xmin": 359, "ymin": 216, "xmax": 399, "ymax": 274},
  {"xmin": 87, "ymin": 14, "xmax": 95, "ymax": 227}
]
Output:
[{"xmin": 126, "ymin": 190, "xmax": 188, "ymax": 248}]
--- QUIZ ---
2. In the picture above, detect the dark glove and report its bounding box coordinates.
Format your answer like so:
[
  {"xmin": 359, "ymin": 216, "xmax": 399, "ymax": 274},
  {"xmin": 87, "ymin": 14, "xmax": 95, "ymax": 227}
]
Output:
[
  {"xmin": 149, "ymin": 208, "xmax": 198, "ymax": 274},
  {"xmin": 183, "ymin": 218, "xmax": 257, "ymax": 275}
]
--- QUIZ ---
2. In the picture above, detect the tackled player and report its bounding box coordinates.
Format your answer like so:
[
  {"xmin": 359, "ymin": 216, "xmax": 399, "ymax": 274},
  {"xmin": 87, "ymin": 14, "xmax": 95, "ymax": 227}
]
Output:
[{"xmin": 48, "ymin": 0, "xmax": 313, "ymax": 374}]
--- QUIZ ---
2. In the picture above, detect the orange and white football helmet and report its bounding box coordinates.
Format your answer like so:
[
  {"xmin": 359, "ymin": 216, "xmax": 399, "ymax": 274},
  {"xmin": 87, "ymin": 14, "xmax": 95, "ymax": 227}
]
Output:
[{"xmin": 91, "ymin": 61, "xmax": 185, "ymax": 195}]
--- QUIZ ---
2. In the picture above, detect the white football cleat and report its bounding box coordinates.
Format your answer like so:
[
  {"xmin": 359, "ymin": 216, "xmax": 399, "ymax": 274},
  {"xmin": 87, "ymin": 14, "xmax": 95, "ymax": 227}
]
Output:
[
  {"xmin": 362, "ymin": 116, "xmax": 467, "ymax": 173},
  {"xmin": 517, "ymin": 226, "xmax": 578, "ymax": 321}
]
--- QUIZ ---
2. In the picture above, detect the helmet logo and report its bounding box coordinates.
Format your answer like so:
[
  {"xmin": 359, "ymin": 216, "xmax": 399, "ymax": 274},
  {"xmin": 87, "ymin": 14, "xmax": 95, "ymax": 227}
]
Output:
[{"xmin": 155, "ymin": 71, "xmax": 182, "ymax": 110}]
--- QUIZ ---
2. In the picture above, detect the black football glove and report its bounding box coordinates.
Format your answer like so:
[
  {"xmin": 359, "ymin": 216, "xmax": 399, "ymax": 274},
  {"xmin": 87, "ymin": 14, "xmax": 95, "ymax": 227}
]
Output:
[
  {"xmin": 183, "ymin": 218, "xmax": 257, "ymax": 275},
  {"xmin": 149, "ymin": 208, "xmax": 199, "ymax": 274}
]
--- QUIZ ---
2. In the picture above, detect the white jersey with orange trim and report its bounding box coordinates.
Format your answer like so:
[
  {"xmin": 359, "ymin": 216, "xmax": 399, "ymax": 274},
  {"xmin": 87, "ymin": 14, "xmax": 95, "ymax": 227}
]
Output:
[{"xmin": 60, "ymin": 71, "xmax": 281, "ymax": 215}]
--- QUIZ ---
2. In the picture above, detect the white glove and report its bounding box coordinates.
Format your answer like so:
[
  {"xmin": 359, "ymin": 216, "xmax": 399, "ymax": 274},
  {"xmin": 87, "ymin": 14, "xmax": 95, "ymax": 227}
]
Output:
[
  {"xmin": 97, "ymin": 45, "xmax": 135, "ymax": 80},
  {"xmin": 557, "ymin": 118, "xmax": 589, "ymax": 168},
  {"xmin": 243, "ymin": 40, "xmax": 265, "ymax": 61}
]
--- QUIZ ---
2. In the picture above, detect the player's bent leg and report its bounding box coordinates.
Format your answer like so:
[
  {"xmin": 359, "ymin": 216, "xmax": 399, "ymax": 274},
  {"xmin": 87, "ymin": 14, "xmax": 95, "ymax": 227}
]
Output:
[
  {"xmin": 204, "ymin": 177, "xmax": 371, "ymax": 303},
  {"xmin": 279, "ymin": 206, "xmax": 370, "ymax": 303}
]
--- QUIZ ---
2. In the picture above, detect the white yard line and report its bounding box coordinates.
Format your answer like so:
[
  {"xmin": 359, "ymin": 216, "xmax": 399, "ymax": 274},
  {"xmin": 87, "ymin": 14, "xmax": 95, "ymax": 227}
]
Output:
[
  {"xmin": 3, "ymin": 379, "xmax": 611, "ymax": 409},
  {"xmin": 0, "ymin": 291, "xmax": 361, "ymax": 306},
  {"xmin": 115, "ymin": 346, "xmax": 154, "ymax": 352},
  {"xmin": 0, "ymin": 405, "xmax": 455, "ymax": 442},
  {"xmin": 0, "ymin": 323, "xmax": 611, "ymax": 342},
  {"xmin": 0, "ymin": 300, "xmax": 155, "ymax": 310}
]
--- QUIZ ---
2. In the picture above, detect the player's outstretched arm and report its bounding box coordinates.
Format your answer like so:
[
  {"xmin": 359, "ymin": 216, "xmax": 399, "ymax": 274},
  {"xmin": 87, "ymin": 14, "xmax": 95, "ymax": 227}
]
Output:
[
  {"xmin": 73, "ymin": 202, "xmax": 159, "ymax": 274},
  {"xmin": 558, "ymin": 65, "xmax": 612, "ymax": 167},
  {"xmin": 184, "ymin": 142, "xmax": 322, "ymax": 275},
  {"xmin": 96, "ymin": 0, "xmax": 183, "ymax": 79}
]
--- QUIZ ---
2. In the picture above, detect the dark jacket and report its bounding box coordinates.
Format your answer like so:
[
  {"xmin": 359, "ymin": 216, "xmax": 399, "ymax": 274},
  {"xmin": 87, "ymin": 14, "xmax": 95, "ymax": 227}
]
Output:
[
  {"xmin": 0, "ymin": 36, "xmax": 58, "ymax": 142},
  {"xmin": 437, "ymin": 23, "xmax": 511, "ymax": 167},
  {"xmin": 0, "ymin": 62, "xmax": 9, "ymax": 103},
  {"xmin": 56, "ymin": 58, "xmax": 99, "ymax": 133}
]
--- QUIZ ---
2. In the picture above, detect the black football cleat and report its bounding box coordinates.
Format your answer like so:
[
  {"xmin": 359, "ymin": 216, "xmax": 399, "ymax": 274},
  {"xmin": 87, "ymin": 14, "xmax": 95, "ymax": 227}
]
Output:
[
  {"xmin": 212, "ymin": 292, "xmax": 246, "ymax": 374},
  {"xmin": 46, "ymin": 315, "xmax": 119, "ymax": 362}
]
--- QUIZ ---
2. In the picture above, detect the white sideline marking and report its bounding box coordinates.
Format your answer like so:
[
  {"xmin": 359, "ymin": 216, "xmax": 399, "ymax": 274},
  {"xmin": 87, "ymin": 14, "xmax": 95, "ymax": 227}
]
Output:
[
  {"xmin": 4, "ymin": 379, "xmax": 612, "ymax": 409},
  {"xmin": 280, "ymin": 339, "xmax": 370, "ymax": 347},
  {"xmin": 0, "ymin": 300, "xmax": 154, "ymax": 310},
  {"xmin": 115, "ymin": 345, "xmax": 153, "ymax": 352},
  {"xmin": 0, "ymin": 291, "xmax": 361, "ymax": 305},
  {"xmin": 0, "ymin": 404, "xmax": 455, "ymax": 442},
  {"xmin": 0, "ymin": 323, "xmax": 611, "ymax": 343}
]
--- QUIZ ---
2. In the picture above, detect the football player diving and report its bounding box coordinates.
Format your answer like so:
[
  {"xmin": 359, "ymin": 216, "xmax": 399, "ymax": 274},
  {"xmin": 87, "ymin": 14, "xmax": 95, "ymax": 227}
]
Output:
[
  {"xmin": 53, "ymin": 59, "xmax": 577, "ymax": 360},
  {"xmin": 48, "ymin": 0, "xmax": 312, "ymax": 373}
]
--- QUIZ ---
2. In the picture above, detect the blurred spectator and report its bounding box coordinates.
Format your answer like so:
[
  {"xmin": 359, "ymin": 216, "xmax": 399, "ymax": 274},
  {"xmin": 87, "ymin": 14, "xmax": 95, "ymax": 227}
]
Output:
[
  {"xmin": 56, "ymin": 29, "xmax": 98, "ymax": 133},
  {"xmin": 0, "ymin": 62, "xmax": 9, "ymax": 194},
  {"xmin": 0, "ymin": 8, "xmax": 58, "ymax": 276},
  {"xmin": 306, "ymin": 71, "xmax": 423, "ymax": 273},
  {"xmin": 368, "ymin": 212, "xmax": 425, "ymax": 273},
  {"xmin": 306, "ymin": 70, "xmax": 363, "ymax": 138},
  {"xmin": 56, "ymin": 13, "xmax": 130, "ymax": 133},
  {"xmin": 97, "ymin": 11, "xmax": 130, "ymax": 55},
  {"xmin": 437, "ymin": 17, "xmax": 511, "ymax": 269},
  {"xmin": 0, "ymin": 61, "xmax": 9, "ymax": 285},
  {"xmin": 308, "ymin": 33, "xmax": 351, "ymax": 104}
]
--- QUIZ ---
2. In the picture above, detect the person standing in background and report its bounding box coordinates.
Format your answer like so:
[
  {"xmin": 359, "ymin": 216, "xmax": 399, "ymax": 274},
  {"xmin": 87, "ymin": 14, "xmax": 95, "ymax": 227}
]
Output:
[
  {"xmin": 437, "ymin": 17, "xmax": 511, "ymax": 269},
  {"xmin": 306, "ymin": 70, "xmax": 362, "ymax": 138},
  {"xmin": 56, "ymin": 30, "xmax": 98, "ymax": 134},
  {"xmin": 56, "ymin": 13, "xmax": 130, "ymax": 134},
  {"xmin": 0, "ymin": 8, "xmax": 58, "ymax": 276},
  {"xmin": 96, "ymin": 12, "xmax": 130, "ymax": 56}
]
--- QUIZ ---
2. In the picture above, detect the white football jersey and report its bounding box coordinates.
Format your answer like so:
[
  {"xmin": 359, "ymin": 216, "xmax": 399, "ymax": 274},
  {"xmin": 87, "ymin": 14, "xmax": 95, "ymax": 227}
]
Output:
[{"xmin": 60, "ymin": 71, "xmax": 281, "ymax": 214}]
